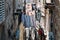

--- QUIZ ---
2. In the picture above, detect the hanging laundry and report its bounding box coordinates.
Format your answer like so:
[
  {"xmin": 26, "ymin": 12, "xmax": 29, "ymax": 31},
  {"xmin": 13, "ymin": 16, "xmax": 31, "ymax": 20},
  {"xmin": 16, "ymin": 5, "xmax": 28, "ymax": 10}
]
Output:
[
  {"xmin": 22, "ymin": 14, "xmax": 31, "ymax": 28},
  {"xmin": 21, "ymin": 13, "xmax": 25, "ymax": 26},
  {"xmin": 31, "ymin": 28, "xmax": 35, "ymax": 40},
  {"xmin": 25, "ymin": 28, "xmax": 30, "ymax": 40},
  {"xmin": 38, "ymin": 28, "xmax": 43, "ymax": 35},
  {"xmin": 38, "ymin": 27, "xmax": 44, "ymax": 35},
  {"xmin": 18, "ymin": 12, "xmax": 22, "ymax": 25},
  {"xmin": 49, "ymin": 32, "xmax": 54, "ymax": 40},
  {"xmin": 36, "ymin": 10, "xmax": 41, "ymax": 22},
  {"xmin": 16, "ymin": 29, "xmax": 20, "ymax": 40},
  {"xmin": 25, "ymin": 15, "xmax": 31, "ymax": 27},
  {"xmin": 19, "ymin": 22, "xmax": 25, "ymax": 40},
  {"xmin": 30, "ymin": 13, "xmax": 36, "ymax": 27}
]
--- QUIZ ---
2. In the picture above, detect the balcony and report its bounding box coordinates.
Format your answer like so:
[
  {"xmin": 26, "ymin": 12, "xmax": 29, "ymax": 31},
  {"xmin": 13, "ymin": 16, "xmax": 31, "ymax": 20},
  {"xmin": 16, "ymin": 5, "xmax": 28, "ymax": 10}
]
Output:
[{"xmin": 45, "ymin": 0, "xmax": 55, "ymax": 9}]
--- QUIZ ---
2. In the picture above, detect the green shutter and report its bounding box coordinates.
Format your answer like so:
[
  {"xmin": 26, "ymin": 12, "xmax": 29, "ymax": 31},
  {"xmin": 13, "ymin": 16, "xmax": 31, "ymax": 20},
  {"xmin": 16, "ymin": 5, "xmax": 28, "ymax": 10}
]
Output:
[{"xmin": 0, "ymin": 1, "xmax": 5, "ymax": 23}]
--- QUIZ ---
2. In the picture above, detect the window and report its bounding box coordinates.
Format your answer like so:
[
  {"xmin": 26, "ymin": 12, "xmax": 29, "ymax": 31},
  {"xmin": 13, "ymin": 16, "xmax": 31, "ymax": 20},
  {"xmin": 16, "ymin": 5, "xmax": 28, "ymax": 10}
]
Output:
[{"xmin": 0, "ymin": 1, "xmax": 5, "ymax": 23}]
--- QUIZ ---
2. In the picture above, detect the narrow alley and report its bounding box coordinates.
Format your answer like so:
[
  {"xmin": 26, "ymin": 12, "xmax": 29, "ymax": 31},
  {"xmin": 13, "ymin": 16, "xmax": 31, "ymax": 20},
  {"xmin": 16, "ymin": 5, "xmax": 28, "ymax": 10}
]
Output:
[{"xmin": 0, "ymin": 0, "xmax": 60, "ymax": 40}]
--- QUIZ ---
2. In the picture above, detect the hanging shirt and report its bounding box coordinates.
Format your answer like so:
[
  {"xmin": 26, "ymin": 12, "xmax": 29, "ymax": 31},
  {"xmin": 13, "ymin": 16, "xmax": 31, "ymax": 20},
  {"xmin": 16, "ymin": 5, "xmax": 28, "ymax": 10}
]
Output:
[
  {"xmin": 22, "ymin": 14, "xmax": 31, "ymax": 28},
  {"xmin": 36, "ymin": 12, "xmax": 41, "ymax": 22},
  {"xmin": 16, "ymin": 29, "xmax": 20, "ymax": 39},
  {"xmin": 49, "ymin": 32, "xmax": 54, "ymax": 40},
  {"xmin": 38, "ymin": 29, "xmax": 43, "ymax": 35},
  {"xmin": 30, "ymin": 14, "xmax": 36, "ymax": 27},
  {"xmin": 18, "ymin": 12, "xmax": 22, "ymax": 25},
  {"xmin": 21, "ymin": 14, "xmax": 25, "ymax": 26},
  {"xmin": 25, "ymin": 15, "xmax": 31, "ymax": 28}
]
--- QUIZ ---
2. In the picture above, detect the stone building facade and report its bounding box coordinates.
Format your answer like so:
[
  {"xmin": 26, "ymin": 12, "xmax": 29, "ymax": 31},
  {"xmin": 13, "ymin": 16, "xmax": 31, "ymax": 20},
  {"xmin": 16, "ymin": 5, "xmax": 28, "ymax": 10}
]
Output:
[
  {"xmin": 52, "ymin": 0, "xmax": 60, "ymax": 40},
  {"xmin": 0, "ymin": 0, "xmax": 15, "ymax": 40},
  {"xmin": 4, "ymin": 0, "xmax": 14, "ymax": 40},
  {"xmin": 45, "ymin": 0, "xmax": 60, "ymax": 40}
]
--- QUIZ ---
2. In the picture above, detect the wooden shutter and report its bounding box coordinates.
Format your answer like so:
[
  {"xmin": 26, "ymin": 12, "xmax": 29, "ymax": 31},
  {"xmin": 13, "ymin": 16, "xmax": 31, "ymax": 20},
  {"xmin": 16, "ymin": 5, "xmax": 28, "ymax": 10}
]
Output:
[{"xmin": 0, "ymin": 1, "xmax": 5, "ymax": 23}]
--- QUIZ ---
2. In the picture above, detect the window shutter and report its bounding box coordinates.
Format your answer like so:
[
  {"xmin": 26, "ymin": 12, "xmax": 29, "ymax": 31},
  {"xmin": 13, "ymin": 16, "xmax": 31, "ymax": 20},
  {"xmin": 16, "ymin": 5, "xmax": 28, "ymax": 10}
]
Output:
[{"xmin": 0, "ymin": 1, "xmax": 5, "ymax": 23}]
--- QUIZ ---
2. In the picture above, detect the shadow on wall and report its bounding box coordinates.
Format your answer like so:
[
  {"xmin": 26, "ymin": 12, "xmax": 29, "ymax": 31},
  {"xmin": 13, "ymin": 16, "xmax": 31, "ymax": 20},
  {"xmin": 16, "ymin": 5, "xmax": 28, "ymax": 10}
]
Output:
[{"xmin": 0, "ymin": 24, "xmax": 5, "ymax": 40}]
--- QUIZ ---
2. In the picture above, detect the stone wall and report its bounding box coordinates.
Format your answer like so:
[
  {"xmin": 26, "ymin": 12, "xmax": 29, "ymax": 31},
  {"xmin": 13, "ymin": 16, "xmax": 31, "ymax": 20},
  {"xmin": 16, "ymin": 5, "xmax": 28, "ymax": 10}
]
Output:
[
  {"xmin": 53, "ymin": 0, "xmax": 60, "ymax": 40},
  {"xmin": 4, "ymin": 0, "xmax": 14, "ymax": 40}
]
